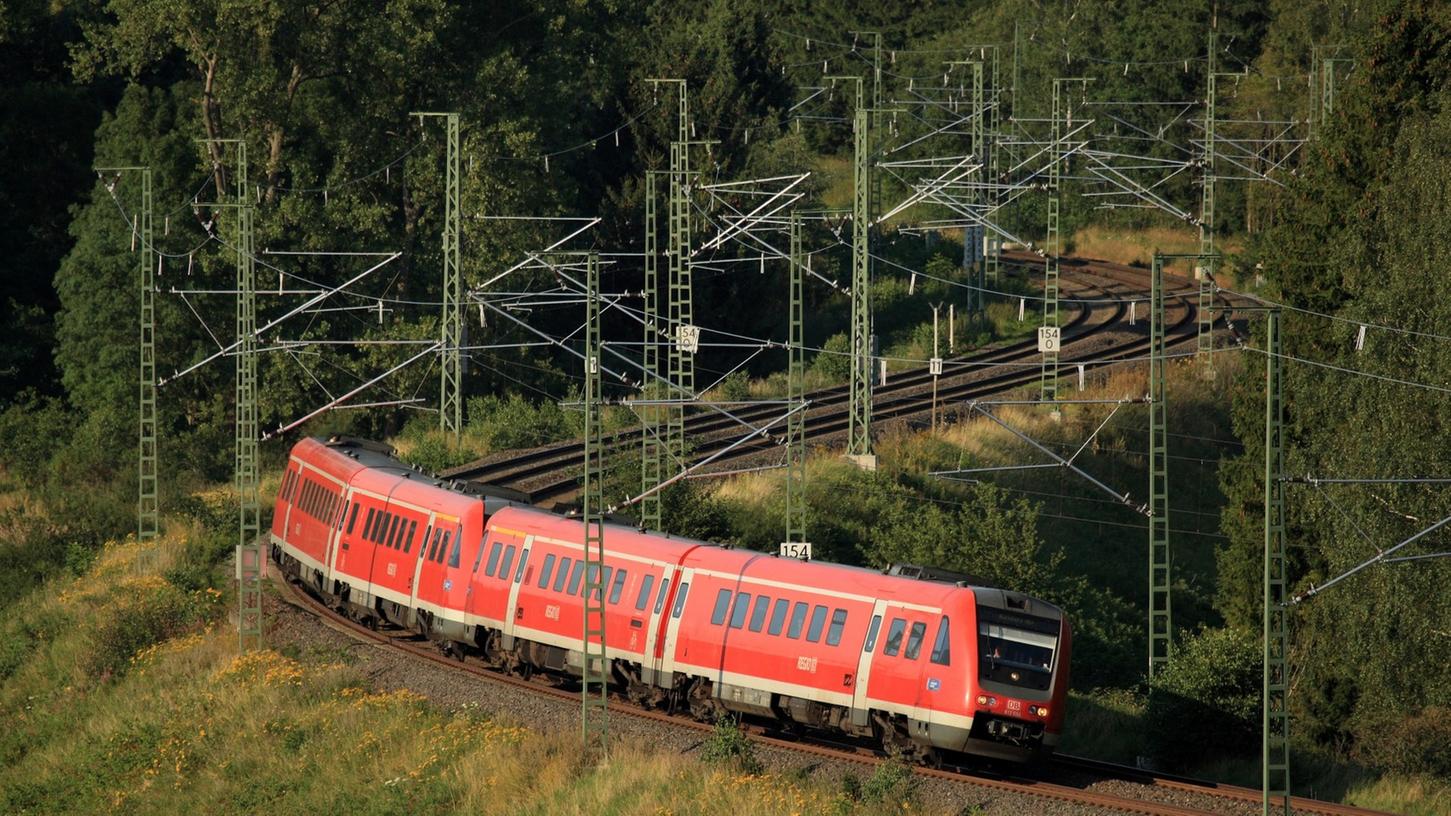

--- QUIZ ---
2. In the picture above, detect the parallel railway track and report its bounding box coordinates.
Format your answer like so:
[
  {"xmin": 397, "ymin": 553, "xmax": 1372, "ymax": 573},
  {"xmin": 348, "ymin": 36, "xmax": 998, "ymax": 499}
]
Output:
[
  {"xmin": 273, "ymin": 571, "xmax": 1391, "ymax": 816},
  {"xmin": 443, "ymin": 254, "xmax": 1212, "ymax": 506}
]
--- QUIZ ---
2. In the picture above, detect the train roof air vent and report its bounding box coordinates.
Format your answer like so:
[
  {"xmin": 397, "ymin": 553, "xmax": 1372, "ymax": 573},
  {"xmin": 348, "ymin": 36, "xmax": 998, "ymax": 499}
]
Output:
[{"xmin": 884, "ymin": 562, "xmax": 995, "ymax": 589}]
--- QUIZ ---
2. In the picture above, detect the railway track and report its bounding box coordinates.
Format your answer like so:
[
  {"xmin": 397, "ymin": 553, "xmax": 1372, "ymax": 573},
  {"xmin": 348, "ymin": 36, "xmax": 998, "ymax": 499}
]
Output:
[
  {"xmin": 443, "ymin": 254, "xmax": 1210, "ymax": 506},
  {"xmin": 271, "ymin": 570, "xmax": 1392, "ymax": 816}
]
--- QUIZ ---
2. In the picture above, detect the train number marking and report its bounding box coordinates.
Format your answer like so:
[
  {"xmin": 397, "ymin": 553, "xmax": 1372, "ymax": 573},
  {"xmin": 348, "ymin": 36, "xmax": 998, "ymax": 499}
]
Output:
[
  {"xmin": 796, "ymin": 656, "xmax": 818, "ymax": 674},
  {"xmin": 545, "ymin": 604, "xmax": 560, "ymax": 621}
]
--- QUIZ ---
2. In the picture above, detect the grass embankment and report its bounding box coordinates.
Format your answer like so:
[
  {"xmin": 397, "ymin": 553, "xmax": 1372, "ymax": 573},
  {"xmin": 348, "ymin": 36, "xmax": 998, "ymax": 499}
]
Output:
[{"xmin": 0, "ymin": 513, "xmax": 919, "ymax": 815}]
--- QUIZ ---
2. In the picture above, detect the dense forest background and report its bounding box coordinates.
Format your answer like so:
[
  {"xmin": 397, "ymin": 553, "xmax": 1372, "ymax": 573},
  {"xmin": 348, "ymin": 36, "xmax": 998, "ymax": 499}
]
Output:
[{"xmin": 2, "ymin": 0, "xmax": 1449, "ymax": 786}]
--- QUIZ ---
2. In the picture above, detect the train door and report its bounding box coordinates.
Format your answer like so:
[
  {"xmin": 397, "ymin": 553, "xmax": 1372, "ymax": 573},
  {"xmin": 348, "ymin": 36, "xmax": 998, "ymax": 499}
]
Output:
[
  {"xmin": 322, "ymin": 487, "xmax": 351, "ymax": 583},
  {"xmin": 654, "ymin": 566, "xmax": 694, "ymax": 678},
  {"xmin": 409, "ymin": 511, "xmax": 438, "ymax": 608},
  {"xmin": 850, "ymin": 598, "xmax": 891, "ymax": 727},
  {"xmin": 501, "ymin": 535, "xmax": 534, "ymax": 639}
]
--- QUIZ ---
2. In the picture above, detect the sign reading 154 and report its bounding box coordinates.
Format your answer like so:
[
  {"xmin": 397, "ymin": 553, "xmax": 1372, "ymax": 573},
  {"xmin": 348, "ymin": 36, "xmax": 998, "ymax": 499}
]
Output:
[{"xmin": 779, "ymin": 541, "xmax": 812, "ymax": 561}]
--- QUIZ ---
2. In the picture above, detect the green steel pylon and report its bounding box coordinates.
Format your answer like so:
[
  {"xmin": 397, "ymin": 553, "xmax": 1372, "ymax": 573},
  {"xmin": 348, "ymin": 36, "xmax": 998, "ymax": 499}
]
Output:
[
  {"xmin": 986, "ymin": 47, "xmax": 1002, "ymax": 287},
  {"xmin": 235, "ymin": 146, "xmax": 262, "ymax": 654},
  {"xmin": 1198, "ymin": 32, "xmax": 1217, "ymax": 358},
  {"xmin": 785, "ymin": 211, "xmax": 806, "ymax": 546},
  {"xmin": 137, "ymin": 167, "xmax": 158, "ymax": 559},
  {"xmin": 97, "ymin": 163, "xmax": 160, "ymax": 571},
  {"xmin": 846, "ymin": 79, "xmax": 873, "ymax": 462},
  {"xmin": 1262, "ymin": 309, "xmax": 1290, "ymax": 815},
  {"xmin": 1041, "ymin": 81, "xmax": 1065, "ymax": 404},
  {"xmin": 1147, "ymin": 253, "xmax": 1171, "ymax": 676},
  {"xmin": 971, "ymin": 60, "xmax": 986, "ymax": 317},
  {"xmin": 581, "ymin": 251, "xmax": 608, "ymax": 757},
  {"xmin": 640, "ymin": 169, "xmax": 663, "ymax": 530},
  {"xmin": 413, "ymin": 112, "xmax": 463, "ymax": 436}
]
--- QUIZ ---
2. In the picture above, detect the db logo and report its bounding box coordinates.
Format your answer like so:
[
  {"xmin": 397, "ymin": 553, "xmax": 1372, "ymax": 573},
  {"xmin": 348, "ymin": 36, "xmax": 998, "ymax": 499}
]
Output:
[
  {"xmin": 796, "ymin": 656, "xmax": 818, "ymax": 673},
  {"xmin": 1006, "ymin": 699, "xmax": 1022, "ymax": 712},
  {"xmin": 545, "ymin": 604, "xmax": 560, "ymax": 621}
]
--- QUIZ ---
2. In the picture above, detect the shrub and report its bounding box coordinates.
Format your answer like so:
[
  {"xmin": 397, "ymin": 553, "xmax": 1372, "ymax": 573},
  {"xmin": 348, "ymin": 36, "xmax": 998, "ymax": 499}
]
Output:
[
  {"xmin": 1146, "ymin": 626, "xmax": 1260, "ymax": 770},
  {"xmin": 861, "ymin": 754, "xmax": 915, "ymax": 804},
  {"xmin": 89, "ymin": 579, "xmax": 222, "ymax": 679},
  {"xmin": 701, "ymin": 715, "xmax": 762, "ymax": 775},
  {"xmin": 1357, "ymin": 707, "xmax": 1451, "ymax": 776},
  {"xmin": 811, "ymin": 332, "xmax": 851, "ymax": 382}
]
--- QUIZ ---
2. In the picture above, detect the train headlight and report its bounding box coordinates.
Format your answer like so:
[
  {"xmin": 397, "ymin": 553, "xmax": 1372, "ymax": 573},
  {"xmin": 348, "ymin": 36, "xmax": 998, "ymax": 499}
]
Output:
[
  {"xmin": 1029, "ymin": 705, "xmax": 1050, "ymax": 717},
  {"xmin": 976, "ymin": 695, "xmax": 997, "ymax": 707}
]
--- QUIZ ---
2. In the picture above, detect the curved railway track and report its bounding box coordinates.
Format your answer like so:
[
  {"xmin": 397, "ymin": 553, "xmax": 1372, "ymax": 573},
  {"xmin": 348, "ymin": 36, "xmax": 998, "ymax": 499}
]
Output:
[
  {"xmin": 272, "ymin": 570, "xmax": 1391, "ymax": 816},
  {"xmin": 443, "ymin": 254, "xmax": 1213, "ymax": 506}
]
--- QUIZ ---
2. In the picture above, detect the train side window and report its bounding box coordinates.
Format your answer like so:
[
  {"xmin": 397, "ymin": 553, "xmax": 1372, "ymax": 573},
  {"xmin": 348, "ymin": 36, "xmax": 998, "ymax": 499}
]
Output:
[
  {"xmin": 711, "ymin": 589, "xmax": 732, "ymax": 625},
  {"xmin": 567, "ymin": 560, "xmax": 586, "ymax": 595},
  {"xmin": 589, "ymin": 566, "xmax": 610, "ymax": 600},
  {"xmin": 425, "ymin": 529, "xmax": 440, "ymax": 561},
  {"xmin": 864, "ymin": 614, "xmax": 882, "ymax": 652},
  {"xmin": 653, "ymin": 578, "xmax": 671, "ymax": 614},
  {"xmin": 336, "ymin": 500, "xmax": 348, "ymax": 529},
  {"xmin": 420, "ymin": 525, "xmax": 432, "ymax": 553},
  {"xmin": 930, "ymin": 616, "xmax": 951, "ymax": 665},
  {"xmin": 299, "ymin": 481, "xmax": 310, "ymax": 514},
  {"xmin": 362, "ymin": 508, "xmax": 377, "ymax": 539},
  {"xmin": 904, "ymin": 621, "xmax": 927, "ymax": 660},
  {"xmin": 748, "ymin": 595, "xmax": 771, "ymax": 633},
  {"xmin": 280, "ymin": 470, "xmax": 294, "ymax": 501},
  {"xmin": 514, "ymin": 549, "xmax": 530, "ymax": 583},
  {"xmin": 538, "ymin": 554, "xmax": 557, "ymax": 588},
  {"xmin": 553, "ymin": 558, "xmax": 572, "ymax": 592},
  {"xmin": 787, "ymin": 602, "xmax": 809, "ymax": 639},
  {"xmin": 634, "ymin": 574, "xmax": 656, "ymax": 610},
  {"xmin": 375, "ymin": 512, "xmax": 389, "ymax": 544},
  {"xmin": 805, "ymin": 605, "xmax": 828, "ymax": 643},
  {"xmin": 768, "ymin": 598, "xmax": 790, "ymax": 636},
  {"xmin": 471, "ymin": 540, "xmax": 486, "ymax": 573},
  {"xmin": 403, "ymin": 520, "xmax": 417, "ymax": 554},
  {"xmin": 608, "ymin": 569, "xmax": 626, "ymax": 604},
  {"xmin": 826, "ymin": 608, "xmax": 848, "ymax": 646},
  {"xmin": 387, "ymin": 516, "xmax": 402, "ymax": 549},
  {"xmin": 883, "ymin": 618, "xmax": 906, "ymax": 656},
  {"xmin": 446, "ymin": 532, "xmax": 461, "ymax": 568},
  {"xmin": 346, "ymin": 503, "xmax": 361, "ymax": 534},
  {"xmin": 483, "ymin": 542, "xmax": 503, "ymax": 577},
  {"xmin": 498, "ymin": 546, "xmax": 516, "ymax": 581},
  {"xmin": 729, "ymin": 593, "xmax": 752, "ymax": 629},
  {"xmin": 671, "ymin": 582, "xmax": 690, "ymax": 618}
]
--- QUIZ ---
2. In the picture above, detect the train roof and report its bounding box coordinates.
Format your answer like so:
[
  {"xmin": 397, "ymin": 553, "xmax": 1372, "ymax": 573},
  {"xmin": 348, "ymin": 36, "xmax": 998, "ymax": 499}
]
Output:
[{"xmin": 296, "ymin": 436, "xmax": 1061, "ymax": 615}]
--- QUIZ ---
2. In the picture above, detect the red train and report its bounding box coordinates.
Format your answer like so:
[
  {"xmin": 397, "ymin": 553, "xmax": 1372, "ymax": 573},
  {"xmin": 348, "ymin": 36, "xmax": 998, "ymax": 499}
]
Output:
[{"xmin": 269, "ymin": 436, "xmax": 1072, "ymax": 762}]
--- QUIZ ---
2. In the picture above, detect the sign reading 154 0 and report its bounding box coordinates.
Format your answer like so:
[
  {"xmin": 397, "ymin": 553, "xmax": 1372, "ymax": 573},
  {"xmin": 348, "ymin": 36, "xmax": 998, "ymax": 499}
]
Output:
[{"xmin": 779, "ymin": 541, "xmax": 812, "ymax": 561}]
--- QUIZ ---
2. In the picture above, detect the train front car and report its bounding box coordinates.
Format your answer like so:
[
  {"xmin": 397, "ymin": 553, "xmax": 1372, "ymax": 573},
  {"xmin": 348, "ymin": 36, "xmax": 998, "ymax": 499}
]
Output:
[{"xmin": 963, "ymin": 588, "xmax": 1072, "ymax": 761}]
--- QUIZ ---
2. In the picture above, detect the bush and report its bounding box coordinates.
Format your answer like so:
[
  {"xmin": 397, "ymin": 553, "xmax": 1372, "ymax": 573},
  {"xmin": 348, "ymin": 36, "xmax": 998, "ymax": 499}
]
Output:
[
  {"xmin": 88, "ymin": 578, "xmax": 222, "ymax": 680},
  {"xmin": 1146, "ymin": 626, "xmax": 1260, "ymax": 770},
  {"xmin": 860, "ymin": 755, "xmax": 915, "ymax": 804},
  {"xmin": 466, "ymin": 392, "xmax": 578, "ymax": 451},
  {"xmin": 701, "ymin": 715, "xmax": 762, "ymax": 775},
  {"xmin": 811, "ymin": 332, "xmax": 851, "ymax": 382},
  {"xmin": 1357, "ymin": 707, "xmax": 1451, "ymax": 776}
]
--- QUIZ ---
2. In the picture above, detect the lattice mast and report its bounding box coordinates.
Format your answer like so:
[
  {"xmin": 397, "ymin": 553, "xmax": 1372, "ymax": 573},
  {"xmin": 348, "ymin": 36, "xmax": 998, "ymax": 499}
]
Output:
[
  {"xmin": 1262, "ymin": 309, "xmax": 1290, "ymax": 815},
  {"xmin": 1147, "ymin": 253, "xmax": 1170, "ymax": 676},
  {"xmin": 785, "ymin": 211, "xmax": 807, "ymax": 545},
  {"xmin": 1198, "ymin": 32, "xmax": 1218, "ymax": 357},
  {"xmin": 581, "ymin": 251, "xmax": 608, "ymax": 755},
  {"xmin": 233, "ymin": 140, "xmax": 262, "ymax": 653},
  {"xmin": 640, "ymin": 169, "xmax": 663, "ymax": 530}
]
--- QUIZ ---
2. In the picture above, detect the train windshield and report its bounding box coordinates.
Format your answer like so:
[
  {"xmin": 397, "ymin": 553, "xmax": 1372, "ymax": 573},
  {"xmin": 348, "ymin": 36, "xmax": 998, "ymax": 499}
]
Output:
[{"xmin": 977, "ymin": 607, "xmax": 1059, "ymax": 692}]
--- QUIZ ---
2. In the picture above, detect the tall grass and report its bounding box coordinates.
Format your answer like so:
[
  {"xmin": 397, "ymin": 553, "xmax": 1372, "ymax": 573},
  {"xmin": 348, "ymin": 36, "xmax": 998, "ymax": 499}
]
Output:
[{"xmin": 0, "ymin": 525, "xmax": 917, "ymax": 815}]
